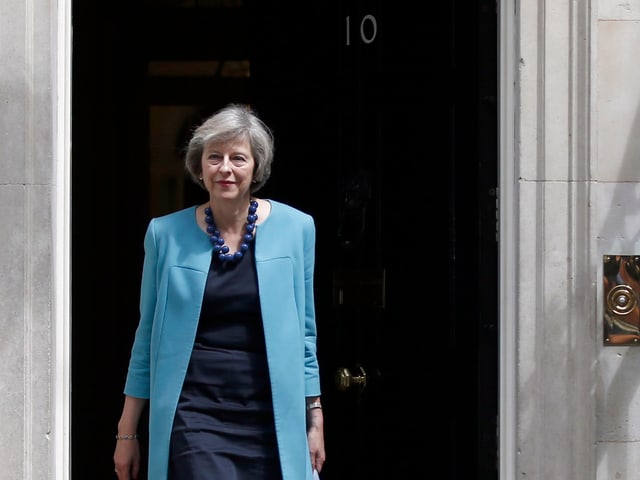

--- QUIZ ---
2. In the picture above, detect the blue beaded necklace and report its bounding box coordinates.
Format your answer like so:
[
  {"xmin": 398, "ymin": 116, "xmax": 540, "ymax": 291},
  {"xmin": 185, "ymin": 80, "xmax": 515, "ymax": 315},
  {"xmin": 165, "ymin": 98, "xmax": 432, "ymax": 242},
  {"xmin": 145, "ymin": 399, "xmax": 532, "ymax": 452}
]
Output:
[{"xmin": 204, "ymin": 200, "xmax": 258, "ymax": 263}]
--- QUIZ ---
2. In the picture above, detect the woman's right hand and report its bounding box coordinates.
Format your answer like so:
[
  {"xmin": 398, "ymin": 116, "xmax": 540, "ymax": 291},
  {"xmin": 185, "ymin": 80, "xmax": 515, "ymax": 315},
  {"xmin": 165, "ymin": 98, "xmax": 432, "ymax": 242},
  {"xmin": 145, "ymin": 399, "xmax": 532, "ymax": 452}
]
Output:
[
  {"xmin": 113, "ymin": 437, "xmax": 141, "ymax": 480},
  {"xmin": 114, "ymin": 395, "xmax": 147, "ymax": 479}
]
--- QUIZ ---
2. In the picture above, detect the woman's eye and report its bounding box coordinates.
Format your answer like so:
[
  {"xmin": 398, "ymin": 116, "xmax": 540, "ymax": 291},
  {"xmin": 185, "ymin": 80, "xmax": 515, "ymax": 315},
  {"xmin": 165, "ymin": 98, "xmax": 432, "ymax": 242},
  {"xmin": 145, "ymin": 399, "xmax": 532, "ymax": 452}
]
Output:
[
  {"xmin": 206, "ymin": 154, "xmax": 248, "ymax": 166},
  {"xmin": 231, "ymin": 157, "xmax": 248, "ymax": 166}
]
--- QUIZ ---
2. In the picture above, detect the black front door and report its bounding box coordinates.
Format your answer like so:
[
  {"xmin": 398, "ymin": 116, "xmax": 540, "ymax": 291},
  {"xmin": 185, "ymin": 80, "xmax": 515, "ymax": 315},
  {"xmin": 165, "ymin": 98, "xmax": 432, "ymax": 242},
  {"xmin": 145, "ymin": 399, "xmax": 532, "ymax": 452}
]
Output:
[
  {"xmin": 249, "ymin": 3, "xmax": 499, "ymax": 478},
  {"xmin": 72, "ymin": 2, "xmax": 498, "ymax": 479}
]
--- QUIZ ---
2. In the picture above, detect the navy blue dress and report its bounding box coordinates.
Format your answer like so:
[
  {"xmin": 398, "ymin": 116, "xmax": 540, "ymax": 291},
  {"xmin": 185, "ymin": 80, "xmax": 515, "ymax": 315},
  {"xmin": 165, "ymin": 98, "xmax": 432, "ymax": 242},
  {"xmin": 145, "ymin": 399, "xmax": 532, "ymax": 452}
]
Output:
[{"xmin": 168, "ymin": 246, "xmax": 283, "ymax": 479}]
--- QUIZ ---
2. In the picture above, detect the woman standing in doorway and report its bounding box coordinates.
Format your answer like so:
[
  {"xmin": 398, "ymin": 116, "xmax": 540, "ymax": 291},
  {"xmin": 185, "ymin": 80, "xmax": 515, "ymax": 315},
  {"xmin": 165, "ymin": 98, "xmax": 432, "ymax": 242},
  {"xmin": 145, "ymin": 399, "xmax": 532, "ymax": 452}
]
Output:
[{"xmin": 113, "ymin": 103, "xmax": 325, "ymax": 479}]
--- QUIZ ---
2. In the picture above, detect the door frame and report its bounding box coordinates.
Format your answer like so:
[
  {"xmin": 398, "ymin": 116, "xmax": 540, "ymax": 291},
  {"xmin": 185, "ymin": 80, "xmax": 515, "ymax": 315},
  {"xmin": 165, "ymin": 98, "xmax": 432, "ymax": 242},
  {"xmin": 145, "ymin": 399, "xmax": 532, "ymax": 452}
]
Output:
[
  {"xmin": 497, "ymin": 0, "xmax": 517, "ymax": 478},
  {"xmin": 52, "ymin": 1, "xmax": 517, "ymax": 479},
  {"xmin": 54, "ymin": 0, "xmax": 71, "ymax": 478}
]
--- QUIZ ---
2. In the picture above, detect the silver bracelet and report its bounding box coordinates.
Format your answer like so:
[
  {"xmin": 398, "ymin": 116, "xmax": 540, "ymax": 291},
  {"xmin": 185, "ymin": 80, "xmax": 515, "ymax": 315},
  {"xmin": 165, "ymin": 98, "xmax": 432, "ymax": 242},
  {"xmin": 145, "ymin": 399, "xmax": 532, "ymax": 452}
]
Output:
[
  {"xmin": 115, "ymin": 433, "xmax": 139, "ymax": 440},
  {"xmin": 307, "ymin": 401, "xmax": 322, "ymax": 410}
]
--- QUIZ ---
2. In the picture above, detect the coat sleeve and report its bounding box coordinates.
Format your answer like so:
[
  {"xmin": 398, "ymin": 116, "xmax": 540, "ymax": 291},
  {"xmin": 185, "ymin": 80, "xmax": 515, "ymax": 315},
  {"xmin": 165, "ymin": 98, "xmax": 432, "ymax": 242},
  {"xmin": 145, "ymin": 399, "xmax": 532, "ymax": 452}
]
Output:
[
  {"xmin": 123, "ymin": 220, "xmax": 159, "ymax": 399},
  {"xmin": 303, "ymin": 215, "xmax": 321, "ymax": 396}
]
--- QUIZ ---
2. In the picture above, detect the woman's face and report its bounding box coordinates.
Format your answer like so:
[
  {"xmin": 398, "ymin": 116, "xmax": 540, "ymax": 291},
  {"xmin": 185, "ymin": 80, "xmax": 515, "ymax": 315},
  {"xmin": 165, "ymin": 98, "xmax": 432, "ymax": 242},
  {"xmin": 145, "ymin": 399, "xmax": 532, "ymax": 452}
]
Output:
[{"xmin": 201, "ymin": 136, "xmax": 255, "ymax": 202}]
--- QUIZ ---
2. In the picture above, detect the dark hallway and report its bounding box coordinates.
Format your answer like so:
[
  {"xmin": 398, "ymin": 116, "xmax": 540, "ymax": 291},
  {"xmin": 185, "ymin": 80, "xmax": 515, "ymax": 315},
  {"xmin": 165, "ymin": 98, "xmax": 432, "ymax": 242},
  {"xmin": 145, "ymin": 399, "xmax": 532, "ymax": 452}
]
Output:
[{"xmin": 71, "ymin": 2, "xmax": 498, "ymax": 478}]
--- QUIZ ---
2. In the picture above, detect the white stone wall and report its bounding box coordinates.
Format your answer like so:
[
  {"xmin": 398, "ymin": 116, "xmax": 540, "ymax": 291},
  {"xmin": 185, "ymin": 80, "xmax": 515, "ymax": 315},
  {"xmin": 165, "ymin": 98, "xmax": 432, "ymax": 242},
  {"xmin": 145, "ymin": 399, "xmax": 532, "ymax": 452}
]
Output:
[
  {"xmin": 508, "ymin": 0, "xmax": 640, "ymax": 478},
  {"xmin": 0, "ymin": 0, "xmax": 58, "ymax": 478},
  {"xmin": 595, "ymin": 1, "xmax": 640, "ymax": 478},
  {"xmin": 510, "ymin": 0, "xmax": 597, "ymax": 477}
]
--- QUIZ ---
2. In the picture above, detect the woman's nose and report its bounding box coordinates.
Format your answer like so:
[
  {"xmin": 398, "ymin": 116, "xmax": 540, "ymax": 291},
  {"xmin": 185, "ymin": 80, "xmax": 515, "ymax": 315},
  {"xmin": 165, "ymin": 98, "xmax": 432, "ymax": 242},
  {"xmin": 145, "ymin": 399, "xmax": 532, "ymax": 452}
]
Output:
[{"xmin": 219, "ymin": 157, "xmax": 232, "ymax": 171}]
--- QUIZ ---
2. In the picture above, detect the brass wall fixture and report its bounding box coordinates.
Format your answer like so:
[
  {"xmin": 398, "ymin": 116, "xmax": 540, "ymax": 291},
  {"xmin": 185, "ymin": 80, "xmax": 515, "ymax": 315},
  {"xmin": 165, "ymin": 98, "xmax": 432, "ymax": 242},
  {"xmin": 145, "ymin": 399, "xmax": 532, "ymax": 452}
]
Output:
[{"xmin": 603, "ymin": 255, "xmax": 640, "ymax": 345}]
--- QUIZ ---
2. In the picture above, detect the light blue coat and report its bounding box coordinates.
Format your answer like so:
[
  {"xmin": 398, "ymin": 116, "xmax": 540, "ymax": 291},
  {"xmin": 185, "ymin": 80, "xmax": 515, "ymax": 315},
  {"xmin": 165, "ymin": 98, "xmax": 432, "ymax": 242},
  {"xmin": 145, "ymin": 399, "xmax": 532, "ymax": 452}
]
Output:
[{"xmin": 123, "ymin": 200, "xmax": 321, "ymax": 479}]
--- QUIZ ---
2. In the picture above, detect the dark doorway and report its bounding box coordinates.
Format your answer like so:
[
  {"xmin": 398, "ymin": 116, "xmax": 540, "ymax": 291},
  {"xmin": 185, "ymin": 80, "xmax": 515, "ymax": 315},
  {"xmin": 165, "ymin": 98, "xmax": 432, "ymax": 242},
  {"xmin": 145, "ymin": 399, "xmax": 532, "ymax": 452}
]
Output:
[{"xmin": 71, "ymin": 1, "xmax": 498, "ymax": 479}]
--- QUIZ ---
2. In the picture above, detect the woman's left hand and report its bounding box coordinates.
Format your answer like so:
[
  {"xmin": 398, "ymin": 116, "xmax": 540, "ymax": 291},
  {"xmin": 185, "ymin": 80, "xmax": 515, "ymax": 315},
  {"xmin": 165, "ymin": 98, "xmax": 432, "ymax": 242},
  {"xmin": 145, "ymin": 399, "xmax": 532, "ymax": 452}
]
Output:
[{"xmin": 307, "ymin": 407, "xmax": 326, "ymax": 473}]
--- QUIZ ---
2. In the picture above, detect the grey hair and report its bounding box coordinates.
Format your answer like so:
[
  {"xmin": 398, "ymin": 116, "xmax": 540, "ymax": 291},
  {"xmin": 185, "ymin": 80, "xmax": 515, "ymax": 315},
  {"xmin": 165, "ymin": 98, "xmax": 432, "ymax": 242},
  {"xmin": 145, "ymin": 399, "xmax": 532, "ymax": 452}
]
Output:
[{"xmin": 184, "ymin": 103, "xmax": 274, "ymax": 193}]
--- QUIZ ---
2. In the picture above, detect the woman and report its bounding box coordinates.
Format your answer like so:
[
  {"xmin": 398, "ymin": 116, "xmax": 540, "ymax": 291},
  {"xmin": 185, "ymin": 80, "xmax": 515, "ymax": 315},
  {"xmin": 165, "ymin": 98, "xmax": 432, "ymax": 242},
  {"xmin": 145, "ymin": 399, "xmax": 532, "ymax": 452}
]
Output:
[{"xmin": 113, "ymin": 103, "xmax": 325, "ymax": 479}]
